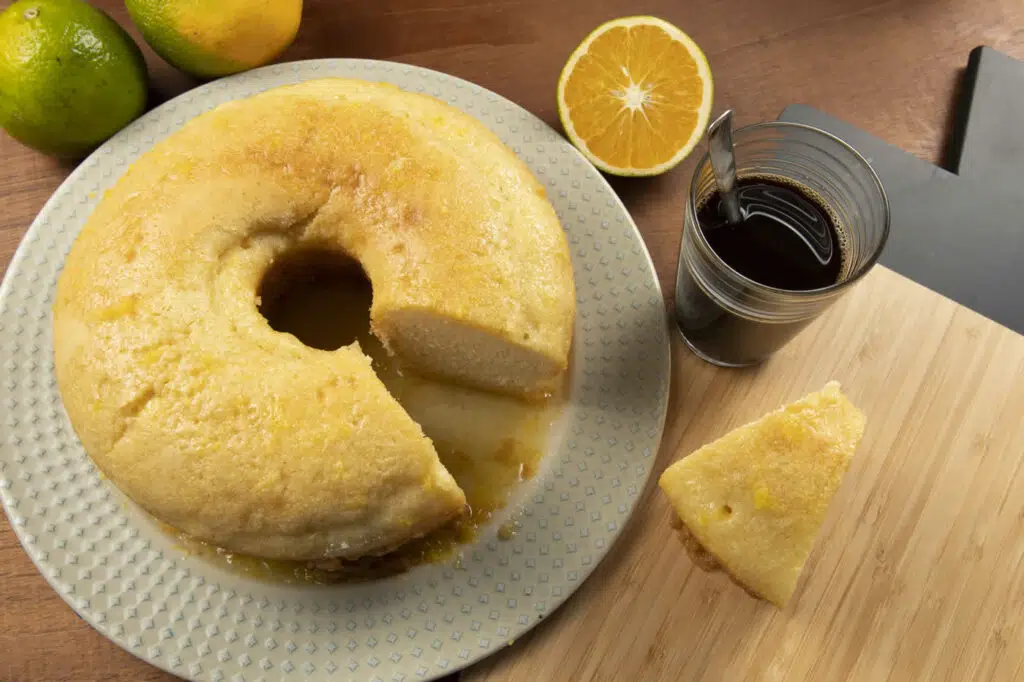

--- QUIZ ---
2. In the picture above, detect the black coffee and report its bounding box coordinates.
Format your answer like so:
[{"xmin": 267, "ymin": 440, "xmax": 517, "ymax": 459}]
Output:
[
  {"xmin": 676, "ymin": 174, "xmax": 848, "ymax": 366},
  {"xmin": 697, "ymin": 175, "xmax": 844, "ymax": 290}
]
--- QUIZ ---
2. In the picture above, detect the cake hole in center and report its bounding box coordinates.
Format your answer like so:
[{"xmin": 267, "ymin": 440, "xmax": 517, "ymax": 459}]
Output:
[{"xmin": 258, "ymin": 247, "xmax": 372, "ymax": 351}]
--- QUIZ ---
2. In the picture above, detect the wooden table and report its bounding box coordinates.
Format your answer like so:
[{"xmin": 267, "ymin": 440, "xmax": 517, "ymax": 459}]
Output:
[{"xmin": 2, "ymin": 1, "xmax": 1023, "ymax": 680}]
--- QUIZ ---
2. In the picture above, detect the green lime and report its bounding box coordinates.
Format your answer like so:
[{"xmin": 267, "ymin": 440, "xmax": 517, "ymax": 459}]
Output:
[
  {"xmin": 0, "ymin": 0, "xmax": 148, "ymax": 158},
  {"xmin": 125, "ymin": 0, "xmax": 302, "ymax": 79}
]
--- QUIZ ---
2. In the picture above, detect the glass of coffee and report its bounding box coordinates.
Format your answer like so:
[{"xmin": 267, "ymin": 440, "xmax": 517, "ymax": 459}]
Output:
[{"xmin": 675, "ymin": 121, "xmax": 889, "ymax": 367}]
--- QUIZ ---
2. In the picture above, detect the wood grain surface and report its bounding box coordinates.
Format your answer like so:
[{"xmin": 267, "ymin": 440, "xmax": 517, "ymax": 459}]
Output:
[
  {"xmin": 2, "ymin": 1, "xmax": 1023, "ymax": 680},
  {"xmin": 466, "ymin": 267, "xmax": 1024, "ymax": 682}
]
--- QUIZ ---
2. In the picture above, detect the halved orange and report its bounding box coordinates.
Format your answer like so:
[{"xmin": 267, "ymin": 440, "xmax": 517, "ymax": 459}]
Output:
[{"xmin": 557, "ymin": 16, "xmax": 713, "ymax": 176}]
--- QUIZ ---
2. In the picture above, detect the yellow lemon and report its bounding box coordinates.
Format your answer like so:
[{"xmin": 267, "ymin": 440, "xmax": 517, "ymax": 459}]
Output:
[
  {"xmin": 125, "ymin": 0, "xmax": 302, "ymax": 79},
  {"xmin": 557, "ymin": 16, "xmax": 713, "ymax": 176}
]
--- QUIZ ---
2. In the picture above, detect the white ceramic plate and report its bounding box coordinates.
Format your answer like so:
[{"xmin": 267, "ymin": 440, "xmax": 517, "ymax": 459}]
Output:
[{"xmin": 0, "ymin": 59, "xmax": 670, "ymax": 681}]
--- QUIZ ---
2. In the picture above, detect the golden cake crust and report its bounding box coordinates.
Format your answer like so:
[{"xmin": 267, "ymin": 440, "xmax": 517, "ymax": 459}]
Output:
[
  {"xmin": 53, "ymin": 78, "xmax": 575, "ymax": 561},
  {"xmin": 659, "ymin": 382, "xmax": 865, "ymax": 606}
]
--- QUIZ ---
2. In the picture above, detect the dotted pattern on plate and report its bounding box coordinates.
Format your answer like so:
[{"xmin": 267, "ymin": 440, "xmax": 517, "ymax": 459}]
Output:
[{"xmin": 0, "ymin": 59, "xmax": 671, "ymax": 682}]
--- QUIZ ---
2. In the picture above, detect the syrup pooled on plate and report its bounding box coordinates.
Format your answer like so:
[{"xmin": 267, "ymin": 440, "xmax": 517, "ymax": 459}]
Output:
[{"xmin": 171, "ymin": 253, "xmax": 566, "ymax": 583}]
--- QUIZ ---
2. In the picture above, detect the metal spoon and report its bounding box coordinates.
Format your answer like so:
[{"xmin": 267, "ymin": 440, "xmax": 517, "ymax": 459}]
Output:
[{"xmin": 706, "ymin": 110, "xmax": 743, "ymax": 225}]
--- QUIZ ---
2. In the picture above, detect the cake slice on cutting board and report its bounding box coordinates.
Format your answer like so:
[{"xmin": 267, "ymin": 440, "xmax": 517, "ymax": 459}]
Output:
[{"xmin": 659, "ymin": 381, "xmax": 866, "ymax": 607}]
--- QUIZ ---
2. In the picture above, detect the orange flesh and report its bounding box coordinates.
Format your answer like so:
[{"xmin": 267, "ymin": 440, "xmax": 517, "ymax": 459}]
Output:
[{"xmin": 562, "ymin": 24, "xmax": 705, "ymax": 169}]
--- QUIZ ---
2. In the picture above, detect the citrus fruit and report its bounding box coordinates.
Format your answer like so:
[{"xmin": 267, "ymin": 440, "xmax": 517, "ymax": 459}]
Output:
[
  {"xmin": 0, "ymin": 0, "xmax": 148, "ymax": 158},
  {"xmin": 125, "ymin": 0, "xmax": 303, "ymax": 79},
  {"xmin": 557, "ymin": 16, "xmax": 713, "ymax": 176}
]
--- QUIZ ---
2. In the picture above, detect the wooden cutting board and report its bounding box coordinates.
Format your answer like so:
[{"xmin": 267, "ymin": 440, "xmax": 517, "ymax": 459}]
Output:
[
  {"xmin": 779, "ymin": 47, "xmax": 1024, "ymax": 336},
  {"xmin": 464, "ymin": 265, "xmax": 1024, "ymax": 681}
]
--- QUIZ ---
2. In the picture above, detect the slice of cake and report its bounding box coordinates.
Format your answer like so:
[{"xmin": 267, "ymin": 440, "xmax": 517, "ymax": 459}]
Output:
[{"xmin": 658, "ymin": 381, "xmax": 865, "ymax": 607}]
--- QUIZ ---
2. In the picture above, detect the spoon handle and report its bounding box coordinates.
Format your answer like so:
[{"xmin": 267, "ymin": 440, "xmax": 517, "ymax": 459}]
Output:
[{"xmin": 707, "ymin": 110, "xmax": 744, "ymax": 225}]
